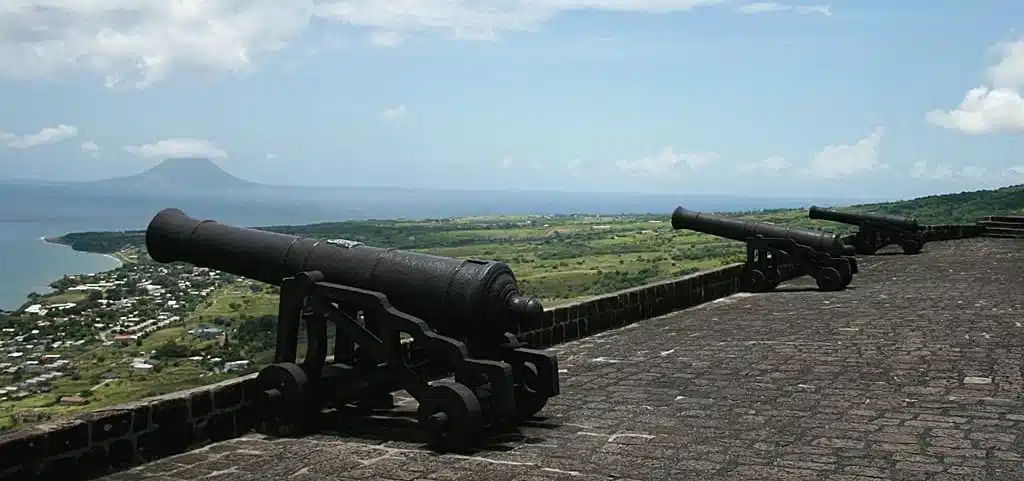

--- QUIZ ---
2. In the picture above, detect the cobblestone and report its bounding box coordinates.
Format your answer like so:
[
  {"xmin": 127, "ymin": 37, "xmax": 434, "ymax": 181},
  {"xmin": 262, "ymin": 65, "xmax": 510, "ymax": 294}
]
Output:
[{"xmin": 96, "ymin": 238, "xmax": 1024, "ymax": 481}]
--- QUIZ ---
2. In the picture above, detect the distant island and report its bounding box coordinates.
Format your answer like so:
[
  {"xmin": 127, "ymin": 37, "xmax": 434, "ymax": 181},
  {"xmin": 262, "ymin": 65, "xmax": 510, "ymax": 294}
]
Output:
[{"xmin": 1, "ymin": 157, "xmax": 884, "ymax": 217}]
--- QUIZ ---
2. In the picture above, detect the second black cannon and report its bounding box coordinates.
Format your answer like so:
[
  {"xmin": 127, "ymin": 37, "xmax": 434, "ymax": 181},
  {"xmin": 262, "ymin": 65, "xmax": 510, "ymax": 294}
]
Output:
[{"xmin": 671, "ymin": 206, "xmax": 858, "ymax": 292}]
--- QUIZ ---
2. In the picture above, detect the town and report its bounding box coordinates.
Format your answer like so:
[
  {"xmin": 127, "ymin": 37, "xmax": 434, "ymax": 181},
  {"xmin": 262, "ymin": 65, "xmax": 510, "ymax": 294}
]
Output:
[{"xmin": 0, "ymin": 259, "xmax": 260, "ymax": 429}]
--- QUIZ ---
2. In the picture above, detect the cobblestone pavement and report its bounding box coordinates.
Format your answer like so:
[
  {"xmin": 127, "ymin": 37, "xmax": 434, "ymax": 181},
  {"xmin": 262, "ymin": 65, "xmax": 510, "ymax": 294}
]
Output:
[{"xmin": 98, "ymin": 238, "xmax": 1024, "ymax": 481}]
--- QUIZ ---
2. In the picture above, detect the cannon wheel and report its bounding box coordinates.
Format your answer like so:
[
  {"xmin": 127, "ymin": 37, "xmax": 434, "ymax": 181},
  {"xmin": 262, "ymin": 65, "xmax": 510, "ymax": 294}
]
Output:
[
  {"xmin": 745, "ymin": 269, "xmax": 768, "ymax": 292},
  {"xmin": 841, "ymin": 273, "xmax": 853, "ymax": 287},
  {"xmin": 855, "ymin": 240, "xmax": 877, "ymax": 255},
  {"xmin": 417, "ymin": 380, "xmax": 484, "ymax": 451},
  {"xmin": 256, "ymin": 362, "xmax": 310, "ymax": 436},
  {"xmin": 815, "ymin": 267, "xmax": 845, "ymax": 292},
  {"xmin": 900, "ymin": 240, "xmax": 922, "ymax": 255},
  {"xmin": 258, "ymin": 362, "xmax": 309, "ymax": 406},
  {"xmin": 513, "ymin": 362, "xmax": 550, "ymax": 421}
]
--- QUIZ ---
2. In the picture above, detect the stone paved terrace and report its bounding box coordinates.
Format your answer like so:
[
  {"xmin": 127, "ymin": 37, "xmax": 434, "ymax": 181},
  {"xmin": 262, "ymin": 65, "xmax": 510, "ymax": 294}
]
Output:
[{"xmin": 98, "ymin": 237, "xmax": 1024, "ymax": 481}]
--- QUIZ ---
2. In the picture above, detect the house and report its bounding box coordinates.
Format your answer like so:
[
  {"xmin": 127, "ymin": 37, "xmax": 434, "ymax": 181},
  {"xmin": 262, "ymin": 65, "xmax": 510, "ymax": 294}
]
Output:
[
  {"xmin": 113, "ymin": 334, "xmax": 137, "ymax": 345},
  {"xmin": 223, "ymin": 360, "xmax": 250, "ymax": 372},
  {"xmin": 194, "ymin": 327, "xmax": 223, "ymax": 340}
]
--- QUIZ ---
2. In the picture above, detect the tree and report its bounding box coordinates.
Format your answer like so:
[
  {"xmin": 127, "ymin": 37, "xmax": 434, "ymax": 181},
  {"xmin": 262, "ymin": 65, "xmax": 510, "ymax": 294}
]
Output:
[{"xmin": 153, "ymin": 341, "xmax": 191, "ymax": 359}]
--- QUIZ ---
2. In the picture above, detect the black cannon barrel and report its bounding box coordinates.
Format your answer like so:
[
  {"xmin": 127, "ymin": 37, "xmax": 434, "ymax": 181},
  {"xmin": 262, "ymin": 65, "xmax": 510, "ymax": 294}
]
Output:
[
  {"xmin": 809, "ymin": 206, "xmax": 919, "ymax": 229},
  {"xmin": 671, "ymin": 206, "xmax": 851, "ymax": 255},
  {"xmin": 145, "ymin": 208, "xmax": 543, "ymax": 336}
]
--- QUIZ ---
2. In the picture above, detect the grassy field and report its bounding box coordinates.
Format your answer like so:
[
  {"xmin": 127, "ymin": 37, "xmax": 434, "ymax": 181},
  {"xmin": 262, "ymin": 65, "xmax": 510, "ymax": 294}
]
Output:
[{"xmin": 38, "ymin": 291, "xmax": 88, "ymax": 305}]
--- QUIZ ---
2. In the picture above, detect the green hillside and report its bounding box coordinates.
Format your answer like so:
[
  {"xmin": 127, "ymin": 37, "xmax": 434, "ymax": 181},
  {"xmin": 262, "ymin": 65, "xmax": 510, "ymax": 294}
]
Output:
[{"xmin": 849, "ymin": 184, "xmax": 1024, "ymax": 224}]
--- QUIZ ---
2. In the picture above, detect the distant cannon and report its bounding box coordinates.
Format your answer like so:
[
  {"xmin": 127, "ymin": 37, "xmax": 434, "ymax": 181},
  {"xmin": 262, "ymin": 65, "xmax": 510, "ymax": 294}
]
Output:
[
  {"xmin": 809, "ymin": 206, "xmax": 925, "ymax": 255},
  {"xmin": 145, "ymin": 208, "xmax": 559, "ymax": 451},
  {"xmin": 671, "ymin": 206, "xmax": 859, "ymax": 292}
]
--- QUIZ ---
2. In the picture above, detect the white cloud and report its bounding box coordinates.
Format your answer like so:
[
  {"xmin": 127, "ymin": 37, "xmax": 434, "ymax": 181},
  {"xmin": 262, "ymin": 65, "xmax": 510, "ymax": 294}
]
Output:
[
  {"xmin": 124, "ymin": 138, "xmax": 228, "ymax": 160},
  {"xmin": 926, "ymin": 39, "xmax": 1024, "ymax": 134},
  {"xmin": 958, "ymin": 165, "xmax": 987, "ymax": 179},
  {"xmin": 909, "ymin": 160, "xmax": 953, "ymax": 180},
  {"xmin": 737, "ymin": 2, "xmax": 831, "ymax": 16},
  {"xmin": 737, "ymin": 155, "xmax": 791, "ymax": 174},
  {"xmin": 616, "ymin": 147, "xmax": 719, "ymax": 176},
  {"xmin": 380, "ymin": 105, "xmax": 407, "ymax": 121},
  {"xmin": 266, "ymin": 152, "xmax": 277, "ymax": 159},
  {"xmin": 0, "ymin": 1, "xmax": 315, "ymax": 90},
  {"xmin": 0, "ymin": 0, "xmax": 734, "ymax": 89},
  {"xmin": 909, "ymin": 160, "xmax": 1006, "ymax": 186},
  {"xmin": 81, "ymin": 140, "xmax": 100, "ymax": 157},
  {"xmin": 498, "ymin": 156, "xmax": 514, "ymax": 169},
  {"xmin": 370, "ymin": 31, "xmax": 405, "ymax": 48},
  {"xmin": 0, "ymin": 124, "xmax": 79, "ymax": 148},
  {"xmin": 801, "ymin": 127, "xmax": 887, "ymax": 179}
]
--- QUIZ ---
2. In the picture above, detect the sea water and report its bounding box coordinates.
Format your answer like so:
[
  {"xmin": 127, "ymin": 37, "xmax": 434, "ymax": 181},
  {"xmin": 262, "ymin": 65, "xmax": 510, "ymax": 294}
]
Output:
[{"xmin": 0, "ymin": 221, "xmax": 123, "ymax": 310}]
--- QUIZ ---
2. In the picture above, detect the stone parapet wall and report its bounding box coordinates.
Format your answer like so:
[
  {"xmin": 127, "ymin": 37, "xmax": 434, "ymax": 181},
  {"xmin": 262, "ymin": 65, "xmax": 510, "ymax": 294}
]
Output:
[
  {"xmin": 838, "ymin": 223, "xmax": 987, "ymax": 246},
  {"xmin": 0, "ymin": 228, "xmax": 992, "ymax": 480},
  {"xmin": 977, "ymin": 216, "xmax": 1024, "ymax": 238},
  {"xmin": 516, "ymin": 263, "xmax": 744, "ymax": 349}
]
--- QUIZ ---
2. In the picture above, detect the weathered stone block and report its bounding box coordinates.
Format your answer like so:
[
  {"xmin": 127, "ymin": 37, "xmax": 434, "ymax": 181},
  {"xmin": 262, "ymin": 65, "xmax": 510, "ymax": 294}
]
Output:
[
  {"xmin": 108, "ymin": 438, "xmax": 136, "ymax": 468},
  {"xmin": 41, "ymin": 420, "xmax": 89, "ymax": 457},
  {"xmin": 207, "ymin": 412, "xmax": 236, "ymax": 442},
  {"xmin": 551, "ymin": 323, "xmax": 565, "ymax": 345},
  {"xmin": 189, "ymin": 390, "xmax": 214, "ymax": 419},
  {"xmin": 84, "ymin": 409, "xmax": 133, "ymax": 444}
]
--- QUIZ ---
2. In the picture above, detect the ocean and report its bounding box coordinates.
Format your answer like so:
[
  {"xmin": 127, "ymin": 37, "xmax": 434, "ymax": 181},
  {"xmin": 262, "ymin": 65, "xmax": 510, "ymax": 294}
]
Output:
[
  {"xmin": 0, "ymin": 183, "xmax": 872, "ymax": 311},
  {"xmin": 0, "ymin": 186, "xmax": 360, "ymax": 311}
]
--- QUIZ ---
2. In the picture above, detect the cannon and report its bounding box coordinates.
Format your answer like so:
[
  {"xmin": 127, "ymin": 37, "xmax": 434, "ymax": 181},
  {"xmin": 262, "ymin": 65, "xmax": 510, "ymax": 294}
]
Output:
[
  {"xmin": 671, "ymin": 206, "xmax": 859, "ymax": 292},
  {"xmin": 808, "ymin": 206, "xmax": 925, "ymax": 255},
  {"xmin": 145, "ymin": 208, "xmax": 559, "ymax": 451}
]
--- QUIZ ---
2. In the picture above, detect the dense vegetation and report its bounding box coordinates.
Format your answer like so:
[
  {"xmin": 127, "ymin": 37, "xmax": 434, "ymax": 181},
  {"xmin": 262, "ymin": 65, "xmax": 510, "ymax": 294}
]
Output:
[{"xmin": 852, "ymin": 184, "xmax": 1024, "ymax": 223}]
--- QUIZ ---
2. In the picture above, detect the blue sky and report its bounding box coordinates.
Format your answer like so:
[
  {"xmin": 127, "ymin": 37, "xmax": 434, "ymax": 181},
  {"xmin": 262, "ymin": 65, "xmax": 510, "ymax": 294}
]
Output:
[{"xmin": 1, "ymin": 0, "xmax": 1023, "ymax": 199}]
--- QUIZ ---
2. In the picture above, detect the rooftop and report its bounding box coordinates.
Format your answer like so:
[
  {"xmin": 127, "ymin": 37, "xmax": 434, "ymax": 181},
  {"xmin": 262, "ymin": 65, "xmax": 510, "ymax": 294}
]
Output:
[{"xmin": 89, "ymin": 237, "xmax": 1024, "ymax": 481}]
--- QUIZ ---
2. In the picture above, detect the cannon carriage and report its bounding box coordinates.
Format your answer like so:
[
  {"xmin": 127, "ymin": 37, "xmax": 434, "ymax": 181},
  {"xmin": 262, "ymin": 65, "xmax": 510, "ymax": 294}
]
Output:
[
  {"xmin": 808, "ymin": 206, "xmax": 926, "ymax": 255},
  {"xmin": 145, "ymin": 208, "xmax": 559, "ymax": 451},
  {"xmin": 671, "ymin": 206, "xmax": 859, "ymax": 292}
]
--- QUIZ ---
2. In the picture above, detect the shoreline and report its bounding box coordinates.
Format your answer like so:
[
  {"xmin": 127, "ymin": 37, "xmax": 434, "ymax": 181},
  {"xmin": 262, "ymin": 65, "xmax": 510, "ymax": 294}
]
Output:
[
  {"xmin": 40, "ymin": 236, "xmax": 125, "ymax": 268},
  {"xmin": 2, "ymin": 236, "xmax": 128, "ymax": 311}
]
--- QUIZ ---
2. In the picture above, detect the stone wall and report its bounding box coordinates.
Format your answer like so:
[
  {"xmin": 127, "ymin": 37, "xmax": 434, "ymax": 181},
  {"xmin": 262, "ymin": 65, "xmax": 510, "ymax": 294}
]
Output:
[
  {"xmin": 839, "ymin": 223, "xmax": 987, "ymax": 246},
  {"xmin": 0, "ymin": 228, "xmax": 988, "ymax": 480},
  {"xmin": 515, "ymin": 263, "xmax": 745, "ymax": 349},
  {"xmin": 978, "ymin": 215, "xmax": 1024, "ymax": 238},
  {"xmin": 924, "ymin": 224, "xmax": 987, "ymax": 241}
]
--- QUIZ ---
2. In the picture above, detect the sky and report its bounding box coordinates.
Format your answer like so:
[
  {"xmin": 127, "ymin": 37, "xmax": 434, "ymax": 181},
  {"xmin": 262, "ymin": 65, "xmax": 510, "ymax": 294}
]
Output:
[{"xmin": 1, "ymin": 1, "xmax": 1024, "ymax": 200}]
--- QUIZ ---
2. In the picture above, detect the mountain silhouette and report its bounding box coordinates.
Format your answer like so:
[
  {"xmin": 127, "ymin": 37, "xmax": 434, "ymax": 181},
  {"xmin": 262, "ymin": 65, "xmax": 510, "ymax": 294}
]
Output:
[{"xmin": 86, "ymin": 158, "xmax": 259, "ymax": 192}]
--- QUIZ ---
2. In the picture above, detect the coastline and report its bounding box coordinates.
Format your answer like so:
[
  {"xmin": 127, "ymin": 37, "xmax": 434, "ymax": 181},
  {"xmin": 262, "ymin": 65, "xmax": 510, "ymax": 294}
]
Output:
[
  {"xmin": 40, "ymin": 236, "xmax": 125, "ymax": 268},
  {"xmin": 0, "ymin": 236, "xmax": 128, "ymax": 311}
]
